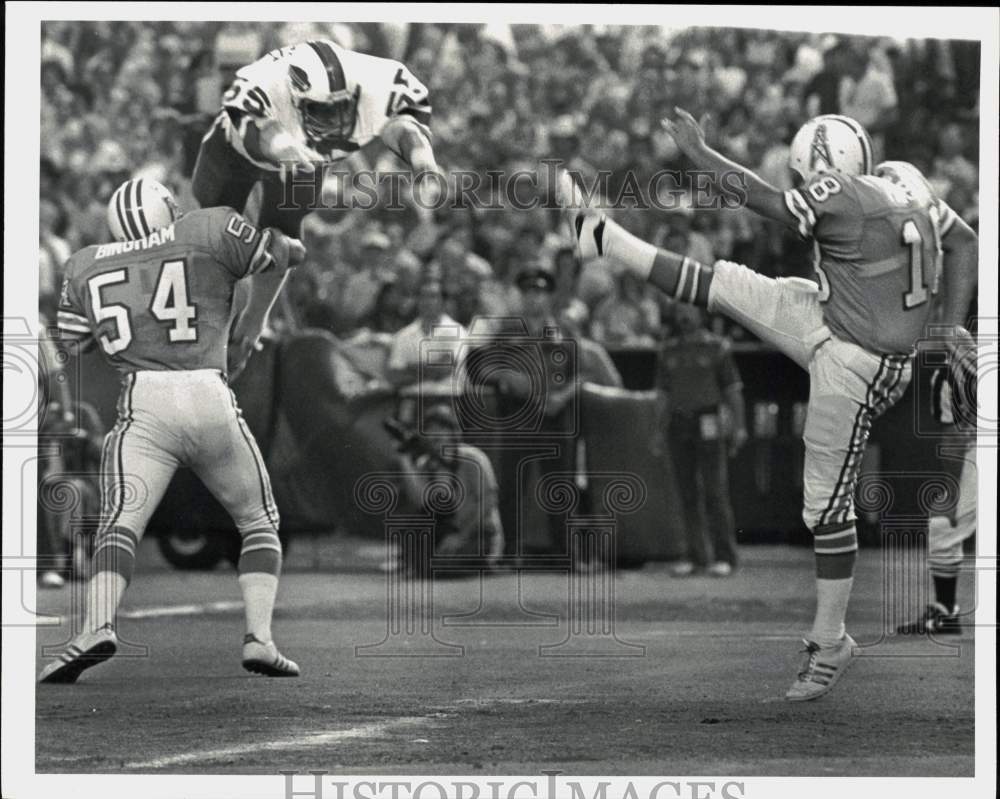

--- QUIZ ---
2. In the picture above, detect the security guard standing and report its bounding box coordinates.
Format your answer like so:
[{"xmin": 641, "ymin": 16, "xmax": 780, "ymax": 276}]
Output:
[{"xmin": 658, "ymin": 304, "xmax": 748, "ymax": 576}]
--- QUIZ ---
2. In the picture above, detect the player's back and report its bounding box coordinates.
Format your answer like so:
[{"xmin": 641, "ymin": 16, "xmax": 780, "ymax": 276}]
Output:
[
  {"xmin": 786, "ymin": 172, "xmax": 941, "ymax": 355},
  {"xmin": 58, "ymin": 207, "xmax": 272, "ymax": 374}
]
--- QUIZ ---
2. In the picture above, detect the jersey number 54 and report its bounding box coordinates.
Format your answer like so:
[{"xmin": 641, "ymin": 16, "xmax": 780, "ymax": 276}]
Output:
[{"xmin": 88, "ymin": 260, "xmax": 198, "ymax": 355}]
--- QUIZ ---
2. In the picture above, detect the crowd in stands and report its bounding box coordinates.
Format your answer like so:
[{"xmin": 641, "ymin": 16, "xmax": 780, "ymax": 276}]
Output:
[{"xmin": 40, "ymin": 22, "xmax": 981, "ymax": 346}]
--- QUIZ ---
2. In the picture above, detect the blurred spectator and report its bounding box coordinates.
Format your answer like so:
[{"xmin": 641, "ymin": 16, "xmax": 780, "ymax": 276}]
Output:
[
  {"xmin": 392, "ymin": 406, "xmax": 505, "ymax": 565},
  {"xmin": 840, "ymin": 45, "xmax": 898, "ymax": 162},
  {"xmin": 931, "ymin": 123, "xmax": 978, "ymax": 209},
  {"xmin": 386, "ymin": 276, "xmax": 468, "ymax": 391},
  {"xmin": 336, "ymin": 228, "xmax": 396, "ymax": 333},
  {"xmin": 551, "ymin": 247, "xmax": 590, "ymax": 336},
  {"xmin": 591, "ymin": 271, "xmax": 661, "ymax": 347},
  {"xmin": 658, "ymin": 304, "xmax": 747, "ymax": 577},
  {"xmin": 802, "ymin": 39, "xmax": 850, "ymax": 117}
]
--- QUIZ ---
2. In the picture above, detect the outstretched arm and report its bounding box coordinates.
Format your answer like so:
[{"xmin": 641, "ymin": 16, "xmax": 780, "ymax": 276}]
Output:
[
  {"xmin": 381, "ymin": 114, "xmax": 438, "ymax": 174},
  {"xmin": 228, "ymin": 229, "xmax": 306, "ymax": 378},
  {"xmin": 662, "ymin": 108, "xmax": 794, "ymax": 225}
]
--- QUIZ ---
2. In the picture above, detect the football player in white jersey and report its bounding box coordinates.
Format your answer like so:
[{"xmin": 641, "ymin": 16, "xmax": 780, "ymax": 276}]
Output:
[{"xmin": 192, "ymin": 39, "xmax": 438, "ymax": 373}]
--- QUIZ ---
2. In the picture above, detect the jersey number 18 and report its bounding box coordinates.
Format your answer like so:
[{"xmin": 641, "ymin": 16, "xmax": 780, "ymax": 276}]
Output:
[{"xmin": 901, "ymin": 208, "xmax": 942, "ymax": 310}]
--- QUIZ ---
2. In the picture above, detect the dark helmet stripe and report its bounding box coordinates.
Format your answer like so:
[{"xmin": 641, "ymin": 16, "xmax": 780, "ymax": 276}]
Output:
[
  {"xmin": 112, "ymin": 185, "xmax": 131, "ymax": 240},
  {"xmin": 117, "ymin": 181, "xmax": 140, "ymax": 240},
  {"xmin": 132, "ymin": 178, "xmax": 151, "ymax": 238},
  {"xmin": 306, "ymin": 40, "xmax": 346, "ymax": 93}
]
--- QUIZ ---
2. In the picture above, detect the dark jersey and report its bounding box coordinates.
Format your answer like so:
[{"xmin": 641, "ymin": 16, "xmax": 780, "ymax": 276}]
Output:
[
  {"xmin": 784, "ymin": 172, "xmax": 943, "ymax": 355},
  {"xmin": 658, "ymin": 329, "xmax": 742, "ymax": 415},
  {"xmin": 56, "ymin": 207, "xmax": 273, "ymax": 374}
]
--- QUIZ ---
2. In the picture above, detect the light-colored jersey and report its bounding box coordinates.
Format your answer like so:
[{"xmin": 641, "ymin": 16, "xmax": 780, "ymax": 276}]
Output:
[
  {"xmin": 784, "ymin": 172, "xmax": 948, "ymax": 355},
  {"xmin": 219, "ymin": 40, "xmax": 432, "ymax": 171},
  {"xmin": 57, "ymin": 207, "xmax": 273, "ymax": 374}
]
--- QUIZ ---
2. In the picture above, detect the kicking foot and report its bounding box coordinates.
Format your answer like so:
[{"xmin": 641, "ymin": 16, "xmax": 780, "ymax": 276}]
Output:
[
  {"xmin": 785, "ymin": 633, "xmax": 857, "ymax": 702},
  {"xmin": 554, "ymin": 169, "xmax": 605, "ymax": 260},
  {"xmin": 242, "ymin": 634, "xmax": 300, "ymax": 677},
  {"xmin": 38, "ymin": 623, "xmax": 118, "ymax": 684}
]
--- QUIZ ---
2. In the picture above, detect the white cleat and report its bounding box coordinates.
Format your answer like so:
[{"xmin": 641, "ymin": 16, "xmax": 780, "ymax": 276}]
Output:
[
  {"xmin": 707, "ymin": 561, "xmax": 733, "ymax": 578},
  {"xmin": 785, "ymin": 633, "xmax": 857, "ymax": 702},
  {"xmin": 555, "ymin": 169, "xmax": 605, "ymax": 261},
  {"xmin": 242, "ymin": 634, "xmax": 300, "ymax": 677},
  {"xmin": 39, "ymin": 624, "xmax": 118, "ymax": 684}
]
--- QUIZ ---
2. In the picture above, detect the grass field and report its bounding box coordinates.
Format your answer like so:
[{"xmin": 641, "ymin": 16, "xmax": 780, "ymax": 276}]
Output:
[{"xmin": 34, "ymin": 539, "xmax": 976, "ymax": 776}]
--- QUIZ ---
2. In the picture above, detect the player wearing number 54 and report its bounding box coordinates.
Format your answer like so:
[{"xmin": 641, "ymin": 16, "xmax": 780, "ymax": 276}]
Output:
[{"xmin": 41, "ymin": 179, "xmax": 305, "ymax": 684}]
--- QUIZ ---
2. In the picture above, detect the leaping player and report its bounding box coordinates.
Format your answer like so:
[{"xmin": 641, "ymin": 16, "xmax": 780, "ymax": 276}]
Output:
[
  {"xmin": 557, "ymin": 111, "xmax": 978, "ymax": 701},
  {"xmin": 192, "ymin": 38, "xmax": 438, "ymax": 373},
  {"xmin": 40, "ymin": 179, "xmax": 306, "ymax": 683}
]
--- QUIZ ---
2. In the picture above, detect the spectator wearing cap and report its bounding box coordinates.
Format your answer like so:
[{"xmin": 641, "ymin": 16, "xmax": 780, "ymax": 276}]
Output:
[
  {"xmin": 657, "ymin": 304, "xmax": 747, "ymax": 577},
  {"xmin": 492, "ymin": 260, "xmax": 622, "ymax": 554}
]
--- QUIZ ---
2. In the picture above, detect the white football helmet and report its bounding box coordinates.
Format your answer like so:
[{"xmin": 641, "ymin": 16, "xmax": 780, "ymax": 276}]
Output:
[
  {"xmin": 107, "ymin": 178, "xmax": 180, "ymax": 242},
  {"xmin": 286, "ymin": 40, "xmax": 361, "ymax": 143},
  {"xmin": 874, "ymin": 160, "xmax": 936, "ymax": 208},
  {"xmin": 789, "ymin": 114, "xmax": 874, "ymax": 183}
]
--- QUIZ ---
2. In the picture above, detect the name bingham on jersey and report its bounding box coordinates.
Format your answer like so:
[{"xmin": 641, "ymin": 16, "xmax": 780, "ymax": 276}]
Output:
[{"xmin": 95, "ymin": 225, "xmax": 176, "ymax": 259}]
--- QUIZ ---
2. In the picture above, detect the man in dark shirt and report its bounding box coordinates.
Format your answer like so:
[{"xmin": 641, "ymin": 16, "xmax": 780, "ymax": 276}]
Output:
[{"xmin": 658, "ymin": 304, "xmax": 748, "ymax": 576}]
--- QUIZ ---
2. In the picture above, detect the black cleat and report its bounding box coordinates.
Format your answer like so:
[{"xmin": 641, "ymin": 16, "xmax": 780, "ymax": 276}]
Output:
[
  {"xmin": 39, "ymin": 624, "xmax": 118, "ymax": 684},
  {"xmin": 896, "ymin": 602, "xmax": 962, "ymax": 635},
  {"xmin": 242, "ymin": 633, "xmax": 300, "ymax": 677}
]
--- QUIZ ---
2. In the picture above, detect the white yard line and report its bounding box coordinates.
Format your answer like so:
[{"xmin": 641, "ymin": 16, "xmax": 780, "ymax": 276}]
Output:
[
  {"xmin": 123, "ymin": 717, "xmax": 427, "ymax": 770},
  {"xmin": 119, "ymin": 600, "xmax": 244, "ymax": 619}
]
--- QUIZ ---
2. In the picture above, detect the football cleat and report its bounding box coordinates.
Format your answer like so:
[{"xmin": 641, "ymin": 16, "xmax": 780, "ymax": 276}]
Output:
[
  {"xmin": 242, "ymin": 634, "xmax": 300, "ymax": 677},
  {"xmin": 38, "ymin": 623, "xmax": 118, "ymax": 684},
  {"xmin": 38, "ymin": 571, "xmax": 66, "ymax": 589},
  {"xmin": 785, "ymin": 633, "xmax": 857, "ymax": 702},
  {"xmin": 707, "ymin": 561, "xmax": 733, "ymax": 577},
  {"xmin": 669, "ymin": 560, "xmax": 696, "ymax": 577},
  {"xmin": 555, "ymin": 169, "xmax": 605, "ymax": 261},
  {"xmin": 896, "ymin": 602, "xmax": 962, "ymax": 635}
]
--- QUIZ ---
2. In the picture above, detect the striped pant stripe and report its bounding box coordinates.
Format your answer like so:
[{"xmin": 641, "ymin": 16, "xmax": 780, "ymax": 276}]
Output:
[
  {"xmin": 99, "ymin": 374, "xmax": 136, "ymax": 535},
  {"xmin": 819, "ymin": 357, "xmax": 906, "ymax": 527},
  {"xmin": 227, "ymin": 389, "xmax": 279, "ymax": 530}
]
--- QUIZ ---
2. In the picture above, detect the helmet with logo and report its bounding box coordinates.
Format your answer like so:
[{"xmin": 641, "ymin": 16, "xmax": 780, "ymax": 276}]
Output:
[
  {"xmin": 107, "ymin": 178, "xmax": 180, "ymax": 242},
  {"xmin": 874, "ymin": 160, "xmax": 937, "ymax": 208},
  {"xmin": 286, "ymin": 40, "xmax": 361, "ymax": 144},
  {"xmin": 788, "ymin": 114, "xmax": 874, "ymax": 183}
]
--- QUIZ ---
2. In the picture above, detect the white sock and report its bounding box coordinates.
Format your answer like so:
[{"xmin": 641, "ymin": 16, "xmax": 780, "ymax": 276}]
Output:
[
  {"xmin": 239, "ymin": 573, "xmax": 279, "ymax": 642},
  {"xmin": 82, "ymin": 571, "xmax": 128, "ymax": 634},
  {"xmin": 811, "ymin": 577, "xmax": 853, "ymax": 647},
  {"xmin": 602, "ymin": 218, "xmax": 657, "ymax": 280}
]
